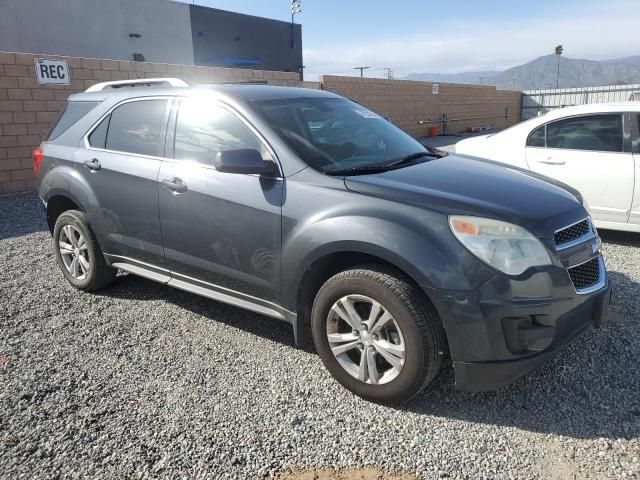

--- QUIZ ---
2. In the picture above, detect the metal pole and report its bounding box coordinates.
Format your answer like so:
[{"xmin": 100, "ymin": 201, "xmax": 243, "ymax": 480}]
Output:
[
  {"xmin": 354, "ymin": 67, "xmax": 370, "ymax": 77},
  {"xmin": 290, "ymin": 1, "xmax": 301, "ymax": 49}
]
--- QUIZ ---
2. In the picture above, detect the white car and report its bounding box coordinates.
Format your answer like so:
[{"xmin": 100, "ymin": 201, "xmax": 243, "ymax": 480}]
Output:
[{"xmin": 456, "ymin": 103, "xmax": 640, "ymax": 233}]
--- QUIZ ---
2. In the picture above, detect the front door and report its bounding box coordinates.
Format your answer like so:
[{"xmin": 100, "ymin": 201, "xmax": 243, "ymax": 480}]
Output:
[
  {"xmin": 76, "ymin": 97, "xmax": 170, "ymax": 266},
  {"xmin": 158, "ymin": 98, "xmax": 284, "ymax": 303},
  {"xmin": 525, "ymin": 113, "xmax": 634, "ymax": 224}
]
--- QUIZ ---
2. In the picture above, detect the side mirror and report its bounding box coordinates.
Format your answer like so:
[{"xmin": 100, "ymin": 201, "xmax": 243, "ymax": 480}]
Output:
[{"xmin": 214, "ymin": 149, "xmax": 277, "ymax": 175}]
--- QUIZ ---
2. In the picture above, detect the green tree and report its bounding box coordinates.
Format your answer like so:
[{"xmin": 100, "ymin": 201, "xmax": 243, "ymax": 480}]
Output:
[{"xmin": 554, "ymin": 45, "xmax": 563, "ymax": 89}]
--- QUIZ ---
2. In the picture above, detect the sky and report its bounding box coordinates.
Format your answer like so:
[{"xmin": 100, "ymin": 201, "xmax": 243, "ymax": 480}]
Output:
[{"xmin": 180, "ymin": 0, "xmax": 640, "ymax": 80}]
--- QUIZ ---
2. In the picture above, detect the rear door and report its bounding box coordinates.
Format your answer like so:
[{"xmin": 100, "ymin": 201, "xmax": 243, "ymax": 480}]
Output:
[
  {"xmin": 525, "ymin": 113, "xmax": 634, "ymax": 224},
  {"xmin": 76, "ymin": 97, "xmax": 171, "ymax": 266},
  {"xmin": 157, "ymin": 98, "xmax": 284, "ymax": 303}
]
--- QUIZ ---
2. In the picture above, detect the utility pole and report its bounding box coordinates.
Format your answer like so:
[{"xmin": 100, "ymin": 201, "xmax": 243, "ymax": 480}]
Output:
[
  {"xmin": 383, "ymin": 67, "xmax": 394, "ymax": 79},
  {"xmin": 354, "ymin": 66, "xmax": 370, "ymax": 78},
  {"xmin": 291, "ymin": 0, "xmax": 301, "ymax": 49},
  {"xmin": 554, "ymin": 44, "xmax": 563, "ymax": 89},
  {"xmin": 478, "ymin": 76, "xmax": 484, "ymax": 85}
]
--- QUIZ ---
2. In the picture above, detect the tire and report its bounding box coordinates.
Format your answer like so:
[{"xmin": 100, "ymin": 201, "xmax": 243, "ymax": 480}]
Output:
[
  {"xmin": 53, "ymin": 210, "xmax": 116, "ymax": 291},
  {"xmin": 311, "ymin": 266, "xmax": 445, "ymax": 404}
]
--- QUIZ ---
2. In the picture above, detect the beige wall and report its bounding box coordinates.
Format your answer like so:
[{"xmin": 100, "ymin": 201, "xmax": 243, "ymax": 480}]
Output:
[
  {"xmin": 0, "ymin": 51, "xmax": 302, "ymax": 193},
  {"xmin": 320, "ymin": 75, "xmax": 522, "ymax": 137},
  {"xmin": 0, "ymin": 51, "xmax": 522, "ymax": 194}
]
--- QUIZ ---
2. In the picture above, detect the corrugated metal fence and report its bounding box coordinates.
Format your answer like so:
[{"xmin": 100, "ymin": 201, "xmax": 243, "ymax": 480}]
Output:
[{"xmin": 522, "ymin": 84, "xmax": 640, "ymax": 119}]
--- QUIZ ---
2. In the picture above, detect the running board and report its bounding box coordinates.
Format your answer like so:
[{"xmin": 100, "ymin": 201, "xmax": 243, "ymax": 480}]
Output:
[
  {"xmin": 168, "ymin": 277, "xmax": 286, "ymax": 320},
  {"xmin": 111, "ymin": 262, "xmax": 171, "ymax": 283},
  {"xmin": 108, "ymin": 257, "xmax": 287, "ymax": 322}
]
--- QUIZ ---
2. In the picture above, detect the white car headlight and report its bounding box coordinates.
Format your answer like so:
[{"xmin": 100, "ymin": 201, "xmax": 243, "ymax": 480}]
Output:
[{"xmin": 449, "ymin": 216, "xmax": 552, "ymax": 275}]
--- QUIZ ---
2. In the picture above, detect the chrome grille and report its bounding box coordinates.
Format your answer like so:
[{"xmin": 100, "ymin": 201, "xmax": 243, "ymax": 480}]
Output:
[
  {"xmin": 554, "ymin": 218, "xmax": 592, "ymax": 248},
  {"xmin": 568, "ymin": 256, "xmax": 602, "ymax": 291}
]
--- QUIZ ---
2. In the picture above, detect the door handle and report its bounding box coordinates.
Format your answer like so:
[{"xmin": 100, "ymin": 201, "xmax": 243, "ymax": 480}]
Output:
[
  {"xmin": 161, "ymin": 177, "xmax": 187, "ymax": 193},
  {"xmin": 536, "ymin": 156, "xmax": 565, "ymax": 165},
  {"xmin": 83, "ymin": 158, "xmax": 101, "ymax": 171}
]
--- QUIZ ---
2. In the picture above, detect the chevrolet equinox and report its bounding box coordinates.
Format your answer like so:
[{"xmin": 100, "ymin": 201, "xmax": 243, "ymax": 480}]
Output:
[{"xmin": 34, "ymin": 78, "xmax": 611, "ymax": 404}]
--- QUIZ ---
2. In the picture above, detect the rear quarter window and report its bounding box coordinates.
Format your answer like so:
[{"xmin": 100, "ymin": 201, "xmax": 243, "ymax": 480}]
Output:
[
  {"xmin": 46, "ymin": 101, "xmax": 100, "ymax": 141},
  {"xmin": 88, "ymin": 116, "xmax": 109, "ymax": 149},
  {"xmin": 526, "ymin": 125, "xmax": 545, "ymax": 147}
]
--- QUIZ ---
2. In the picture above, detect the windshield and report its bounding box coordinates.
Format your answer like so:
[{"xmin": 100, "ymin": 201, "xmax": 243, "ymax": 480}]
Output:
[{"xmin": 253, "ymin": 97, "xmax": 429, "ymax": 173}]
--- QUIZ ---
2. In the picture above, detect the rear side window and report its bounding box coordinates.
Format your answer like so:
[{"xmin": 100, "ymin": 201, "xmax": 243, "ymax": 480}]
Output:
[
  {"xmin": 546, "ymin": 114, "xmax": 623, "ymax": 152},
  {"xmin": 526, "ymin": 125, "xmax": 545, "ymax": 147},
  {"xmin": 46, "ymin": 101, "xmax": 99, "ymax": 141},
  {"xmin": 91, "ymin": 99, "xmax": 168, "ymax": 156}
]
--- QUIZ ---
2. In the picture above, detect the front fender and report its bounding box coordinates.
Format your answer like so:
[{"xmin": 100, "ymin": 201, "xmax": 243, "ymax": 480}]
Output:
[{"xmin": 281, "ymin": 214, "xmax": 494, "ymax": 311}]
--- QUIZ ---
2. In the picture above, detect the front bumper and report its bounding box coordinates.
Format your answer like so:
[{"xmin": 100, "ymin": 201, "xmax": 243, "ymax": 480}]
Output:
[
  {"xmin": 451, "ymin": 283, "xmax": 610, "ymax": 391},
  {"xmin": 428, "ymin": 255, "xmax": 611, "ymax": 392}
]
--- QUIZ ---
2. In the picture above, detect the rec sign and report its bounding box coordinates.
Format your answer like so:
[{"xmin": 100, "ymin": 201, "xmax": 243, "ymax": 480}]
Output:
[{"xmin": 34, "ymin": 59, "xmax": 70, "ymax": 85}]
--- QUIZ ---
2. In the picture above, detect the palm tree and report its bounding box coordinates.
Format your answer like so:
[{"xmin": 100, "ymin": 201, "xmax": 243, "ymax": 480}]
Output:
[{"xmin": 554, "ymin": 45, "xmax": 563, "ymax": 89}]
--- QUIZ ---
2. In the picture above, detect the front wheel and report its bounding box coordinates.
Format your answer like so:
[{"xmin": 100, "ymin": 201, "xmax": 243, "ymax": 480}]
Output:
[{"xmin": 311, "ymin": 266, "xmax": 445, "ymax": 404}]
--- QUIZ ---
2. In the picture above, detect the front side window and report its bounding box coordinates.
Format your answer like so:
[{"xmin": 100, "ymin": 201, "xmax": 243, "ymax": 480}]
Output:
[
  {"xmin": 101, "ymin": 99, "xmax": 168, "ymax": 156},
  {"xmin": 174, "ymin": 99, "xmax": 271, "ymax": 164},
  {"xmin": 253, "ymin": 97, "xmax": 428, "ymax": 173},
  {"xmin": 546, "ymin": 114, "xmax": 623, "ymax": 152}
]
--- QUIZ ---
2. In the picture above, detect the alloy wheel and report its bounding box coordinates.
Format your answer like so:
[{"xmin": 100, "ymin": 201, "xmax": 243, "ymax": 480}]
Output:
[
  {"xmin": 326, "ymin": 294, "xmax": 406, "ymax": 385},
  {"xmin": 58, "ymin": 224, "xmax": 90, "ymax": 280}
]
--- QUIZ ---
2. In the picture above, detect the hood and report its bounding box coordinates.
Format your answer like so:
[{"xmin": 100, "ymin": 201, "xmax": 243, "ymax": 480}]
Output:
[{"xmin": 344, "ymin": 154, "xmax": 586, "ymax": 238}]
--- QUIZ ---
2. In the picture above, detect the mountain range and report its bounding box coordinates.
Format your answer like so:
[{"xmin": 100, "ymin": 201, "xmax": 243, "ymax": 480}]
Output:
[{"xmin": 403, "ymin": 55, "xmax": 640, "ymax": 90}]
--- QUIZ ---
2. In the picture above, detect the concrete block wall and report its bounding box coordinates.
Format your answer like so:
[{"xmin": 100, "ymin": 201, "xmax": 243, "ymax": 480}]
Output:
[
  {"xmin": 0, "ymin": 51, "xmax": 302, "ymax": 193},
  {"xmin": 320, "ymin": 75, "xmax": 522, "ymax": 138},
  {"xmin": 0, "ymin": 50, "xmax": 522, "ymax": 194}
]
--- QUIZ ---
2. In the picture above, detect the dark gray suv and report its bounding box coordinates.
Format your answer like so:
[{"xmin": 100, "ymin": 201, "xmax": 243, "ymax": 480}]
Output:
[{"xmin": 34, "ymin": 78, "xmax": 611, "ymax": 404}]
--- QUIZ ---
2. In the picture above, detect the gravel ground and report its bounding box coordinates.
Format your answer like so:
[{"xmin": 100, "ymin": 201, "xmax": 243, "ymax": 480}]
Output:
[{"xmin": 1, "ymin": 191, "xmax": 639, "ymax": 479}]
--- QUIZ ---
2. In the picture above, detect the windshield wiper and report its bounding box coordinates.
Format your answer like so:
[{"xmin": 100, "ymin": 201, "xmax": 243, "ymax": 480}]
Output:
[
  {"xmin": 326, "ymin": 149, "xmax": 446, "ymax": 176},
  {"xmin": 424, "ymin": 145, "xmax": 449, "ymax": 158}
]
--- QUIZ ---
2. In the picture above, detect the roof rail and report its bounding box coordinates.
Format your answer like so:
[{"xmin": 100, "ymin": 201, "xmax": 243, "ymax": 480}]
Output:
[
  {"xmin": 85, "ymin": 77, "xmax": 189, "ymax": 92},
  {"xmin": 217, "ymin": 80, "xmax": 269, "ymax": 85}
]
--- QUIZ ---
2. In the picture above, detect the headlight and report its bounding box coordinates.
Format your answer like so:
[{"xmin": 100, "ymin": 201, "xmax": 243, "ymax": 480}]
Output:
[{"xmin": 449, "ymin": 216, "xmax": 551, "ymax": 275}]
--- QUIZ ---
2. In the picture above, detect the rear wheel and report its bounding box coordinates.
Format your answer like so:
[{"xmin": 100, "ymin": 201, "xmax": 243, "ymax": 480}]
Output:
[
  {"xmin": 311, "ymin": 266, "xmax": 445, "ymax": 404},
  {"xmin": 53, "ymin": 210, "xmax": 116, "ymax": 291}
]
